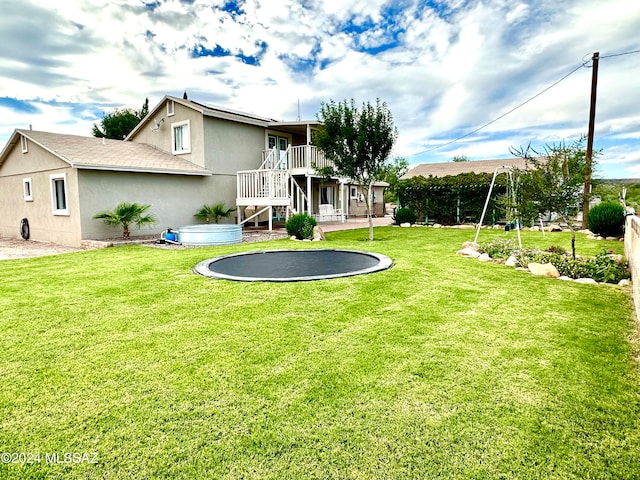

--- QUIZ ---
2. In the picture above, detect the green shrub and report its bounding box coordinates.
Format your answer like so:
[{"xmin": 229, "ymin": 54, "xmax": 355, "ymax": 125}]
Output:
[
  {"xmin": 587, "ymin": 202, "xmax": 624, "ymax": 237},
  {"xmin": 515, "ymin": 249, "xmax": 629, "ymax": 284},
  {"xmin": 394, "ymin": 207, "xmax": 416, "ymax": 225},
  {"xmin": 479, "ymin": 238, "xmax": 517, "ymax": 259},
  {"xmin": 286, "ymin": 213, "xmax": 317, "ymax": 240}
]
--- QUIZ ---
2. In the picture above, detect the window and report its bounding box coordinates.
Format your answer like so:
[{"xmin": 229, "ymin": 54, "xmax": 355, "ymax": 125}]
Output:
[
  {"xmin": 171, "ymin": 120, "xmax": 191, "ymax": 154},
  {"xmin": 50, "ymin": 173, "xmax": 69, "ymax": 215},
  {"xmin": 167, "ymin": 100, "xmax": 175, "ymax": 116},
  {"xmin": 21, "ymin": 135, "xmax": 28, "ymax": 153},
  {"xmin": 350, "ymin": 187, "xmax": 358, "ymax": 199},
  {"xmin": 23, "ymin": 178, "xmax": 33, "ymax": 201}
]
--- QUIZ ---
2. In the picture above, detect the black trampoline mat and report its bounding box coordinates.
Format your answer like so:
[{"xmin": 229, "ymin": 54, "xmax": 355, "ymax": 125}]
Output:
[{"xmin": 193, "ymin": 249, "xmax": 393, "ymax": 282}]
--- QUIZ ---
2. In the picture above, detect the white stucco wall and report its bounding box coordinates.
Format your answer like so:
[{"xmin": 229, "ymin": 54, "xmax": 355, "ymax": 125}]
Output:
[{"xmin": 624, "ymin": 214, "xmax": 640, "ymax": 320}]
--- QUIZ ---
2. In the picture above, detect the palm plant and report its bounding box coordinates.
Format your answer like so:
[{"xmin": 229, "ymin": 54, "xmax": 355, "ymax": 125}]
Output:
[
  {"xmin": 194, "ymin": 202, "xmax": 236, "ymax": 223},
  {"xmin": 93, "ymin": 202, "xmax": 157, "ymax": 239}
]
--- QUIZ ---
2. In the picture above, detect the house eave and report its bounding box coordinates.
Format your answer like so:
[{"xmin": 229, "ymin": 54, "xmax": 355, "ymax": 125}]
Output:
[{"xmin": 74, "ymin": 164, "xmax": 212, "ymax": 176}]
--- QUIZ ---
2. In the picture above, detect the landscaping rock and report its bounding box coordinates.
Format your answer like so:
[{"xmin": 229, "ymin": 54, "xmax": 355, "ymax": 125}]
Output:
[
  {"xmin": 290, "ymin": 235, "xmax": 297, "ymax": 240},
  {"xmin": 433, "ymin": 223, "xmax": 442, "ymax": 228},
  {"xmin": 456, "ymin": 247, "xmax": 480, "ymax": 258},
  {"xmin": 574, "ymin": 278, "xmax": 597, "ymax": 285},
  {"xmin": 618, "ymin": 279, "xmax": 632, "ymax": 287},
  {"xmin": 528, "ymin": 262, "xmax": 560, "ymax": 278},
  {"xmin": 557, "ymin": 276, "xmax": 573, "ymax": 281},
  {"xmin": 605, "ymin": 236, "xmax": 619, "ymax": 241},
  {"xmin": 312, "ymin": 226, "xmax": 325, "ymax": 241},
  {"xmin": 505, "ymin": 256, "xmax": 518, "ymax": 267},
  {"xmin": 400, "ymin": 222, "xmax": 411, "ymax": 227},
  {"xmin": 548, "ymin": 224, "xmax": 563, "ymax": 232},
  {"xmin": 478, "ymin": 253, "xmax": 491, "ymax": 262},
  {"xmin": 461, "ymin": 241, "xmax": 480, "ymax": 251}
]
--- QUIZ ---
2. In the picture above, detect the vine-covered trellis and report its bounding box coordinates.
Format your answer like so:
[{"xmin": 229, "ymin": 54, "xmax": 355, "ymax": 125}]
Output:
[{"xmin": 396, "ymin": 172, "xmax": 510, "ymax": 225}]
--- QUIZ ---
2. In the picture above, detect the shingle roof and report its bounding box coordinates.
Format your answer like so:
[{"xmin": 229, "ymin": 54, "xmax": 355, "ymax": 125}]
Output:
[
  {"xmin": 12, "ymin": 130, "xmax": 211, "ymax": 175},
  {"xmin": 401, "ymin": 158, "xmax": 534, "ymax": 179}
]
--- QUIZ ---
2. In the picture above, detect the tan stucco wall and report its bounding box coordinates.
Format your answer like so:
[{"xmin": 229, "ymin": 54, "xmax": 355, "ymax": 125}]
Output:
[
  {"xmin": 78, "ymin": 170, "xmax": 238, "ymax": 240},
  {"xmin": 0, "ymin": 138, "xmax": 82, "ymax": 245},
  {"xmin": 130, "ymin": 100, "xmax": 205, "ymax": 168},
  {"xmin": 306, "ymin": 181, "xmax": 385, "ymax": 217},
  {"xmin": 204, "ymin": 118, "xmax": 265, "ymax": 173},
  {"xmin": 345, "ymin": 185, "xmax": 385, "ymax": 217}
]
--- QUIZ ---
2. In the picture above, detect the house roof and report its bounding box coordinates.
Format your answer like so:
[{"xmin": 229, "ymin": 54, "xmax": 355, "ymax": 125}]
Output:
[
  {"xmin": 401, "ymin": 157, "xmax": 534, "ymax": 179},
  {"xmin": 126, "ymin": 95, "xmax": 319, "ymax": 140},
  {"xmin": 1, "ymin": 130, "xmax": 211, "ymax": 176}
]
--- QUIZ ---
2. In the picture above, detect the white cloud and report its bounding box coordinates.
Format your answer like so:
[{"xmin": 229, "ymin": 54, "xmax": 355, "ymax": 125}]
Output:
[{"xmin": 1, "ymin": 0, "xmax": 639, "ymax": 177}]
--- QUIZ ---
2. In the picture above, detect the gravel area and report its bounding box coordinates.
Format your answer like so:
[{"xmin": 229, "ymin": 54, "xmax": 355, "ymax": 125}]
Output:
[
  {"xmin": 0, "ymin": 238, "xmax": 87, "ymax": 260},
  {"xmin": 0, "ymin": 230, "xmax": 289, "ymax": 260}
]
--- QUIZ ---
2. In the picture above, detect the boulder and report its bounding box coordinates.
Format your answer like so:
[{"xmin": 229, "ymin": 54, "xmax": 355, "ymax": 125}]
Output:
[
  {"xmin": 528, "ymin": 262, "xmax": 560, "ymax": 278},
  {"xmin": 312, "ymin": 226, "xmax": 325, "ymax": 241},
  {"xmin": 618, "ymin": 279, "xmax": 632, "ymax": 287},
  {"xmin": 505, "ymin": 255, "xmax": 518, "ymax": 267},
  {"xmin": 548, "ymin": 224, "xmax": 563, "ymax": 232},
  {"xmin": 461, "ymin": 241, "xmax": 479, "ymax": 251},
  {"xmin": 290, "ymin": 235, "xmax": 297, "ymax": 241},
  {"xmin": 605, "ymin": 236, "xmax": 619, "ymax": 241},
  {"xmin": 574, "ymin": 278, "xmax": 597, "ymax": 285},
  {"xmin": 478, "ymin": 253, "xmax": 491, "ymax": 262},
  {"xmin": 400, "ymin": 222, "xmax": 411, "ymax": 227},
  {"xmin": 433, "ymin": 223, "xmax": 442, "ymax": 228},
  {"xmin": 456, "ymin": 247, "xmax": 480, "ymax": 258},
  {"xmin": 557, "ymin": 276, "xmax": 574, "ymax": 281}
]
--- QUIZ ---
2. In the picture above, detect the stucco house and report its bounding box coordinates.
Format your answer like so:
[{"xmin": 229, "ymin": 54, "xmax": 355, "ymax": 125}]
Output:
[{"xmin": 0, "ymin": 95, "xmax": 385, "ymax": 246}]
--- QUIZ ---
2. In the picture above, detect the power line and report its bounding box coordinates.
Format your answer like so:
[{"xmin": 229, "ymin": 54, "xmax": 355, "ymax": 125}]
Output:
[
  {"xmin": 407, "ymin": 61, "xmax": 588, "ymax": 157},
  {"xmin": 406, "ymin": 48, "xmax": 640, "ymax": 159},
  {"xmin": 600, "ymin": 48, "xmax": 640, "ymax": 59}
]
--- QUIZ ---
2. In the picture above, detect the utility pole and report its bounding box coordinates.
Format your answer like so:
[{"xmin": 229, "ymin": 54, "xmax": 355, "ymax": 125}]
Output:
[{"xmin": 582, "ymin": 51, "xmax": 599, "ymax": 229}]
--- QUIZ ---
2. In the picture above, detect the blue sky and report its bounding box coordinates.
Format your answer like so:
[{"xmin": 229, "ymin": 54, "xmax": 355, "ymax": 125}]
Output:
[{"xmin": 0, "ymin": 0, "xmax": 639, "ymax": 178}]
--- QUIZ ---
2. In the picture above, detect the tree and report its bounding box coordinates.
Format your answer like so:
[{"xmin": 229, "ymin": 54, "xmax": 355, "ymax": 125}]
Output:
[
  {"xmin": 380, "ymin": 156, "xmax": 408, "ymax": 203},
  {"xmin": 314, "ymin": 98, "xmax": 398, "ymax": 240},
  {"xmin": 93, "ymin": 202, "xmax": 157, "ymax": 239},
  {"xmin": 452, "ymin": 155, "xmax": 469, "ymax": 162},
  {"xmin": 511, "ymin": 138, "xmax": 592, "ymax": 258},
  {"xmin": 92, "ymin": 98, "xmax": 149, "ymax": 140},
  {"xmin": 194, "ymin": 202, "xmax": 236, "ymax": 223}
]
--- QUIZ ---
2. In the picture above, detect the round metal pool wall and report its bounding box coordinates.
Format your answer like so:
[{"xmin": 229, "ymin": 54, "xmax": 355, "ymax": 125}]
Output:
[
  {"xmin": 177, "ymin": 224, "xmax": 242, "ymax": 246},
  {"xmin": 193, "ymin": 249, "xmax": 393, "ymax": 282}
]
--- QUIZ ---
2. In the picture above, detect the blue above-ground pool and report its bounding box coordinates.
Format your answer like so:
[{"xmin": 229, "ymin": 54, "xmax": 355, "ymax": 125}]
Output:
[{"xmin": 177, "ymin": 224, "xmax": 242, "ymax": 246}]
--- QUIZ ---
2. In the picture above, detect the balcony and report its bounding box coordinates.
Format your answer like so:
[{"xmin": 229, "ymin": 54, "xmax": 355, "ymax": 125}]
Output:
[{"xmin": 260, "ymin": 145, "xmax": 333, "ymax": 175}]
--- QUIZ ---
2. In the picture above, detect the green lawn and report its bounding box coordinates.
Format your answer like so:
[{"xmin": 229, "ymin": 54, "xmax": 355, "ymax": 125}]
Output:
[{"xmin": 0, "ymin": 227, "xmax": 637, "ymax": 479}]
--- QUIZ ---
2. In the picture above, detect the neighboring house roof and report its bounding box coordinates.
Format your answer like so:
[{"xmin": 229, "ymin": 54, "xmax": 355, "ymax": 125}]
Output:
[
  {"xmin": 402, "ymin": 158, "xmax": 534, "ymax": 179},
  {"xmin": 127, "ymin": 95, "xmax": 319, "ymax": 140},
  {"xmin": 1, "ymin": 130, "xmax": 211, "ymax": 176}
]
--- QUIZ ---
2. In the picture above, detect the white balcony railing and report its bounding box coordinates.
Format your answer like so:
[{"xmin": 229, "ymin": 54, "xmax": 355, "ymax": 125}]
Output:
[
  {"xmin": 261, "ymin": 145, "xmax": 332, "ymax": 172},
  {"xmin": 236, "ymin": 169, "xmax": 288, "ymax": 201}
]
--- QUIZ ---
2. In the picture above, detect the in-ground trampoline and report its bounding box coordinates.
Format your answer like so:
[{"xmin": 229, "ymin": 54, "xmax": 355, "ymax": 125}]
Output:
[{"xmin": 193, "ymin": 249, "xmax": 393, "ymax": 282}]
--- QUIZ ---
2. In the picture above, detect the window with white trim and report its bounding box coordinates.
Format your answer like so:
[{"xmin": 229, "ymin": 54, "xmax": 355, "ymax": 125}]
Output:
[
  {"xmin": 23, "ymin": 178, "xmax": 33, "ymax": 201},
  {"xmin": 167, "ymin": 100, "xmax": 175, "ymax": 116},
  {"xmin": 21, "ymin": 135, "xmax": 28, "ymax": 153},
  {"xmin": 350, "ymin": 187, "xmax": 358, "ymax": 199},
  {"xmin": 171, "ymin": 120, "xmax": 191, "ymax": 154},
  {"xmin": 50, "ymin": 173, "xmax": 69, "ymax": 215}
]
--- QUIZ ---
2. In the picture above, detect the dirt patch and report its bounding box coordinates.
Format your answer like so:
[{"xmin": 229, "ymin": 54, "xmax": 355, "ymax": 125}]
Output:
[
  {"xmin": 0, "ymin": 230, "xmax": 290, "ymax": 261},
  {"xmin": 0, "ymin": 238, "xmax": 87, "ymax": 260}
]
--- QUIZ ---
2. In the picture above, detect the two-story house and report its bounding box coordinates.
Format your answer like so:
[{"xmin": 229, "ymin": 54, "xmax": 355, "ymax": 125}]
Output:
[{"xmin": 0, "ymin": 95, "xmax": 386, "ymax": 246}]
